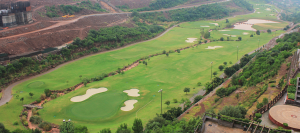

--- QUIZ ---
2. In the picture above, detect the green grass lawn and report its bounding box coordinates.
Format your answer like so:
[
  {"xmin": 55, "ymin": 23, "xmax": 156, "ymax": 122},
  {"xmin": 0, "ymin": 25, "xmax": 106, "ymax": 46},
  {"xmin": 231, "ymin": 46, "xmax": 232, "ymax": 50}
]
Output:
[
  {"xmin": 0, "ymin": 2, "xmax": 288, "ymax": 132},
  {"xmin": 39, "ymin": 30, "xmax": 283, "ymax": 132}
]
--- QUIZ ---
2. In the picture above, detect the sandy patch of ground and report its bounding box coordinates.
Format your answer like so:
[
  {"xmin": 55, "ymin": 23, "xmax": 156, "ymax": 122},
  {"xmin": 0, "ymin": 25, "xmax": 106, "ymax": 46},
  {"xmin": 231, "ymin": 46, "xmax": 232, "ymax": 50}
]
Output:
[
  {"xmin": 243, "ymin": 32, "xmax": 249, "ymax": 35},
  {"xmin": 121, "ymin": 100, "xmax": 138, "ymax": 111},
  {"xmin": 233, "ymin": 19, "xmax": 279, "ymax": 31},
  {"xmin": 185, "ymin": 38, "xmax": 197, "ymax": 43},
  {"xmin": 210, "ymin": 23, "xmax": 219, "ymax": 26},
  {"xmin": 257, "ymin": 12, "xmax": 261, "ymax": 14},
  {"xmin": 270, "ymin": 14, "xmax": 274, "ymax": 16},
  {"xmin": 70, "ymin": 87, "xmax": 108, "ymax": 102},
  {"xmin": 123, "ymin": 89, "xmax": 140, "ymax": 97},
  {"xmin": 200, "ymin": 26, "xmax": 210, "ymax": 27},
  {"xmin": 219, "ymin": 30, "xmax": 230, "ymax": 31},
  {"xmin": 223, "ymin": 34, "xmax": 236, "ymax": 37},
  {"xmin": 265, "ymin": 8, "xmax": 271, "ymax": 11},
  {"xmin": 256, "ymin": 8, "xmax": 259, "ymax": 9},
  {"xmin": 205, "ymin": 46, "xmax": 223, "ymax": 49}
]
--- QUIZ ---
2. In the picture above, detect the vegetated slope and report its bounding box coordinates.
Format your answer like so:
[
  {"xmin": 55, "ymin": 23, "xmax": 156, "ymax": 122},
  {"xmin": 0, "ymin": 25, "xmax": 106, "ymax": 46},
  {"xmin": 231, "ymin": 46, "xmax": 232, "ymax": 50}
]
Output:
[{"xmin": 181, "ymin": 31, "xmax": 300, "ymax": 120}]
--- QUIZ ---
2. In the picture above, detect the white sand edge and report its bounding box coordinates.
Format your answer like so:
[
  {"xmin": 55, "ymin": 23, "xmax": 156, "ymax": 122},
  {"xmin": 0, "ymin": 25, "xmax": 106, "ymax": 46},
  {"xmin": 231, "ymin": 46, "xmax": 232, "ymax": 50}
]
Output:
[
  {"xmin": 70, "ymin": 87, "xmax": 108, "ymax": 102},
  {"xmin": 123, "ymin": 89, "xmax": 140, "ymax": 97},
  {"xmin": 121, "ymin": 100, "xmax": 138, "ymax": 111},
  {"xmin": 206, "ymin": 46, "xmax": 223, "ymax": 49},
  {"xmin": 185, "ymin": 38, "xmax": 197, "ymax": 43}
]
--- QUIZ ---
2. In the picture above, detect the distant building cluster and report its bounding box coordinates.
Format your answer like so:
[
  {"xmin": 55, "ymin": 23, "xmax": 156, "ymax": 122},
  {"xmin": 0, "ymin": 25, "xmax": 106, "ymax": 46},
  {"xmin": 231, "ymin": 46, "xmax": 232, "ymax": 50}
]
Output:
[{"xmin": 0, "ymin": 1, "xmax": 33, "ymax": 27}]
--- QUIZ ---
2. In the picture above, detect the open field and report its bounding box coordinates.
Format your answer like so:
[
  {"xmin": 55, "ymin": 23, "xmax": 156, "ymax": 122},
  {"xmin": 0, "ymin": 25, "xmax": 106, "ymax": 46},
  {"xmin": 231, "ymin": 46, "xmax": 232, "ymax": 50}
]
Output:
[{"xmin": 0, "ymin": 1, "xmax": 290, "ymax": 132}]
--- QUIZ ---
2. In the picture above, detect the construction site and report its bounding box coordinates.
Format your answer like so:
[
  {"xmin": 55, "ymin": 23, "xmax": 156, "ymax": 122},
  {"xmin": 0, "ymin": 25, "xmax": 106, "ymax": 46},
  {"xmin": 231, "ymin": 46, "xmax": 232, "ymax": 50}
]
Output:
[{"xmin": 0, "ymin": 2, "xmax": 33, "ymax": 27}]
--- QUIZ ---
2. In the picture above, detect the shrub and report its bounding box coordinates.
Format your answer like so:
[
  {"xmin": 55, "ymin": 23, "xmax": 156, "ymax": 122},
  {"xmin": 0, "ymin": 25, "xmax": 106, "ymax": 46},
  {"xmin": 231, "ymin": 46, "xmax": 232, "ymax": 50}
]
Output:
[
  {"xmin": 50, "ymin": 94, "xmax": 56, "ymax": 99},
  {"xmin": 288, "ymin": 93, "xmax": 295, "ymax": 100},
  {"xmin": 30, "ymin": 116, "xmax": 43, "ymax": 124},
  {"xmin": 22, "ymin": 111, "xmax": 28, "ymax": 116},
  {"xmin": 44, "ymin": 89, "xmax": 51, "ymax": 97},
  {"xmin": 21, "ymin": 116, "xmax": 27, "ymax": 123},
  {"xmin": 39, "ymin": 122, "xmax": 52, "ymax": 131},
  {"xmin": 197, "ymin": 82, "xmax": 202, "ymax": 86},
  {"xmin": 36, "ymin": 99, "xmax": 41, "ymax": 103},
  {"xmin": 23, "ymin": 122, "xmax": 28, "ymax": 126},
  {"xmin": 193, "ymin": 95, "xmax": 203, "ymax": 103},
  {"xmin": 13, "ymin": 122, "xmax": 18, "ymax": 125},
  {"xmin": 256, "ymin": 102, "xmax": 264, "ymax": 109},
  {"xmin": 283, "ymin": 123, "xmax": 288, "ymax": 127},
  {"xmin": 255, "ymin": 113, "xmax": 262, "ymax": 119},
  {"xmin": 271, "ymin": 84, "xmax": 276, "ymax": 87},
  {"xmin": 40, "ymin": 94, "xmax": 46, "ymax": 100},
  {"xmin": 269, "ymin": 81, "xmax": 276, "ymax": 83},
  {"xmin": 214, "ymin": 98, "xmax": 220, "ymax": 102},
  {"xmin": 173, "ymin": 99, "xmax": 178, "ymax": 103},
  {"xmin": 250, "ymin": 34, "xmax": 253, "ymax": 37}
]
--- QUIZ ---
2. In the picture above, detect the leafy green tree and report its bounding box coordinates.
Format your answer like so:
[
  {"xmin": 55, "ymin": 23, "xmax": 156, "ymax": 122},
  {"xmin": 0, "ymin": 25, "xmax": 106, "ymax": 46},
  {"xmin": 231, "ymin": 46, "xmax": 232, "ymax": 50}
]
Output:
[
  {"xmin": 173, "ymin": 99, "xmax": 178, "ymax": 103},
  {"xmin": 238, "ymin": 37, "xmax": 242, "ymax": 41},
  {"xmin": 197, "ymin": 82, "xmax": 202, "ymax": 86},
  {"xmin": 164, "ymin": 100, "xmax": 170, "ymax": 107},
  {"xmin": 132, "ymin": 118, "xmax": 143, "ymax": 133},
  {"xmin": 193, "ymin": 95, "xmax": 203, "ymax": 103},
  {"xmin": 184, "ymin": 87, "xmax": 190, "ymax": 94},
  {"xmin": 44, "ymin": 89, "xmax": 51, "ymax": 97},
  {"xmin": 29, "ymin": 92, "xmax": 34, "ymax": 98},
  {"xmin": 213, "ymin": 71, "xmax": 218, "ymax": 77},
  {"xmin": 75, "ymin": 125, "xmax": 88, "ymax": 133},
  {"xmin": 226, "ymin": 19, "xmax": 229, "ymax": 23},
  {"xmin": 216, "ymin": 87, "xmax": 226, "ymax": 98},
  {"xmin": 59, "ymin": 121, "xmax": 75, "ymax": 133},
  {"xmin": 204, "ymin": 31, "xmax": 210, "ymax": 39},
  {"xmin": 20, "ymin": 97, "xmax": 24, "ymax": 104},
  {"xmin": 218, "ymin": 65, "xmax": 224, "ymax": 71},
  {"xmin": 267, "ymin": 29, "xmax": 271, "ymax": 34},
  {"xmin": 262, "ymin": 98, "xmax": 268, "ymax": 105},
  {"xmin": 256, "ymin": 30, "xmax": 260, "ymax": 35},
  {"xmin": 223, "ymin": 62, "xmax": 227, "ymax": 65},
  {"xmin": 116, "ymin": 123, "xmax": 131, "ymax": 133},
  {"xmin": 220, "ymin": 37, "xmax": 224, "ymax": 41},
  {"xmin": 177, "ymin": 49, "xmax": 180, "ymax": 53},
  {"xmin": 0, "ymin": 123, "xmax": 11, "ymax": 133},
  {"xmin": 131, "ymin": 10, "xmax": 139, "ymax": 17},
  {"xmin": 235, "ymin": 93, "xmax": 239, "ymax": 99},
  {"xmin": 256, "ymin": 102, "xmax": 264, "ymax": 109},
  {"xmin": 166, "ymin": 53, "xmax": 169, "ymax": 57},
  {"xmin": 100, "ymin": 128, "xmax": 111, "ymax": 133}
]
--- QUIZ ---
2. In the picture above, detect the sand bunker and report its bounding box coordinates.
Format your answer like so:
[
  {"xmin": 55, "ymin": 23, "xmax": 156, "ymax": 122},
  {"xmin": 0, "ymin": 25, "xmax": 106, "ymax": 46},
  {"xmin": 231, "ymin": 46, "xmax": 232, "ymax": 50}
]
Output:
[
  {"xmin": 70, "ymin": 88, "xmax": 108, "ymax": 102},
  {"xmin": 233, "ymin": 19, "xmax": 279, "ymax": 31},
  {"xmin": 185, "ymin": 38, "xmax": 197, "ymax": 43},
  {"xmin": 210, "ymin": 23, "xmax": 219, "ymax": 26},
  {"xmin": 219, "ymin": 30, "xmax": 230, "ymax": 31},
  {"xmin": 121, "ymin": 100, "xmax": 138, "ymax": 111},
  {"xmin": 256, "ymin": 8, "xmax": 259, "ymax": 9},
  {"xmin": 257, "ymin": 12, "xmax": 261, "ymax": 14},
  {"xmin": 201, "ymin": 26, "xmax": 210, "ymax": 27},
  {"xmin": 265, "ymin": 8, "xmax": 271, "ymax": 11},
  {"xmin": 270, "ymin": 14, "xmax": 274, "ymax": 16},
  {"xmin": 123, "ymin": 89, "xmax": 140, "ymax": 97},
  {"xmin": 205, "ymin": 46, "xmax": 223, "ymax": 49},
  {"xmin": 223, "ymin": 34, "xmax": 236, "ymax": 37},
  {"xmin": 243, "ymin": 32, "xmax": 249, "ymax": 35}
]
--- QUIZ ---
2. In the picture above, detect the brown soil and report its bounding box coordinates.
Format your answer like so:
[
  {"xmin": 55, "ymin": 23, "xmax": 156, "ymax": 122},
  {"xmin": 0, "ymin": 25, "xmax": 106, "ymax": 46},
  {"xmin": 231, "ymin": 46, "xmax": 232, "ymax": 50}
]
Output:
[
  {"xmin": 110, "ymin": 0, "xmax": 152, "ymax": 9},
  {"xmin": 100, "ymin": 1, "xmax": 117, "ymax": 13}
]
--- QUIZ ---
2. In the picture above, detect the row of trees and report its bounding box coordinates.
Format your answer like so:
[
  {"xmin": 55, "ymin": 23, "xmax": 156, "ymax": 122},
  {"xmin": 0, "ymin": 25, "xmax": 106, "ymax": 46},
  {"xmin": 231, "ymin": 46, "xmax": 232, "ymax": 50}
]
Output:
[{"xmin": 232, "ymin": 0, "xmax": 254, "ymax": 11}]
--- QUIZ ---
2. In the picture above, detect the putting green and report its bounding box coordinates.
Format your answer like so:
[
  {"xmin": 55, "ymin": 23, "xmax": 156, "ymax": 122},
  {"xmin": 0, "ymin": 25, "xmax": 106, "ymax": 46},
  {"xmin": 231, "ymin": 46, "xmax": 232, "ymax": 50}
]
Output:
[
  {"xmin": 27, "ymin": 81, "xmax": 45, "ymax": 88},
  {"xmin": 66, "ymin": 91, "xmax": 127, "ymax": 120}
]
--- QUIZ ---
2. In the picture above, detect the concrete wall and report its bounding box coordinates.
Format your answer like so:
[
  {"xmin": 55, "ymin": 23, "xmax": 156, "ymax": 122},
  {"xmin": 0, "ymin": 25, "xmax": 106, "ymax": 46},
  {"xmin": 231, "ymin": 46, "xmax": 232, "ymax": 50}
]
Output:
[
  {"xmin": 15, "ymin": 12, "xmax": 24, "ymax": 25},
  {"xmin": 1, "ymin": 14, "xmax": 17, "ymax": 27},
  {"xmin": 24, "ymin": 11, "xmax": 32, "ymax": 24}
]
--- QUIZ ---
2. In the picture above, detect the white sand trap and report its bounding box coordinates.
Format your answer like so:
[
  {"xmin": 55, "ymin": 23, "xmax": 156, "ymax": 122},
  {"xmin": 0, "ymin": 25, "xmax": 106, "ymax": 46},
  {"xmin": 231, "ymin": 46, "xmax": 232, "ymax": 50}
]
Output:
[
  {"xmin": 270, "ymin": 14, "xmax": 274, "ymax": 16},
  {"xmin": 265, "ymin": 8, "xmax": 271, "ymax": 11},
  {"xmin": 201, "ymin": 26, "xmax": 210, "ymax": 27},
  {"xmin": 70, "ymin": 88, "xmax": 108, "ymax": 102},
  {"xmin": 219, "ymin": 30, "xmax": 230, "ymax": 31},
  {"xmin": 231, "ymin": 35, "xmax": 237, "ymax": 37},
  {"xmin": 185, "ymin": 38, "xmax": 197, "ymax": 43},
  {"xmin": 206, "ymin": 46, "xmax": 223, "ymax": 49},
  {"xmin": 233, "ymin": 19, "xmax": 279, "ymax": 31},
  {"xmin": 210, "ymin": 23, "xmax": 219, "ymax": 26},
  {"xmin": 123, "ymin": 89, "xmax": 140, "ymax": 97},
  {"xmin": 243, "ymin": 32, "xmax": 249, "ymax": 35},
  {"xmin": 257, "ymin": 12, "xmax": 261, "ymax": 14},
  {"xmin": 121, "ymin": 100, "xmax": 138, "ymax": 111},
  {"xmin": 256, "ymin": 8, "xmax": 259, "ymax": 9}
]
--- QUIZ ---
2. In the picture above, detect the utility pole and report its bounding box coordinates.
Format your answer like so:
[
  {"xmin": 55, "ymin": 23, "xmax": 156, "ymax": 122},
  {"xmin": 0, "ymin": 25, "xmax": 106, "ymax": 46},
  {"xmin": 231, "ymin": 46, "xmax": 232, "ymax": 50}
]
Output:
[{"xmin": 158, "ymin": 89, "xmax": 163, "ymax": 114}]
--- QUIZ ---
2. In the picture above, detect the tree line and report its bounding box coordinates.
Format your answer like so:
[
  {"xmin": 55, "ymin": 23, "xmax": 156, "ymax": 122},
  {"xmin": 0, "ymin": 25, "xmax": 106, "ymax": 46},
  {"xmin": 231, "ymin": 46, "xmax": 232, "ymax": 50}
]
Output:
[{"xmin": 232, "ymin": 0, "xmax": 253, "ymax": 11}]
